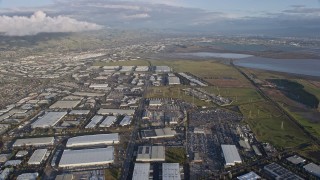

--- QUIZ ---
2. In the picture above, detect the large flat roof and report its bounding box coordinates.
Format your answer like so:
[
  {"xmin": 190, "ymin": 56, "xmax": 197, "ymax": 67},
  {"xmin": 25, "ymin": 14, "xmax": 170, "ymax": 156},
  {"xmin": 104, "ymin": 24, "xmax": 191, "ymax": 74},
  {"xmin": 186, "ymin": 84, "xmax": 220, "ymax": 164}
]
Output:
[
  {"xmin": 119, "ymin": 116, "xmax": 132, "ymax": 126},
  {"xmin": 264, "ymin": 163, "xmax": 303, "ymax": 180},
  {"xmin": 304, "ymin": 163, "xmax": 320, "ymax": 178},
  {"xmin": 66, "ymin": 133, "xmax": 119, "ymax": 148},
  {"xmin": 13, "ymin": 137, "xmax": 54, "ymax": 147},
  {"xmin": 50, "ymin": 100, "xmax": 81, "ymax": 109},
  {"xmin": 31, "ymin": 112, "xmax": 67, "ymax": 128},
  {"xmin": 237, "ymin": 171, "xmax": 261, "ymax": 180},
  {"xmin": 221, "ymin": 145, "xmax": 242, "ymax": 166},
  {"xmin": 59, "ymin": 147, "xmax": 114, "ymax": 168},
  {"xmin": 132, "ymin": 163, "xmax": 150, "ymax": 180},
  {"xmin": 28, "ymin": 149, "xmax": 47, "ymax": 165},
  {"xmin": 163, "ymin": 163, "xmax": 181, "ymax": 180},
  {"xmin": 136, "ymin": 146, "xmax": 165, "ymax": 162},
  {"xmin": 85, "ymin": 115, "xmax": 104, "ymax": 129},
  {"xmin": 99, "ymin": 116, "xmax": 117, "ymax": 127},
  {"xmin": 97, "ymin": 109, "xmax": 135, "ymax": 115},
  {"xmin": 141, "ymin": 128, "xmax": 176, "ymax": 139}
]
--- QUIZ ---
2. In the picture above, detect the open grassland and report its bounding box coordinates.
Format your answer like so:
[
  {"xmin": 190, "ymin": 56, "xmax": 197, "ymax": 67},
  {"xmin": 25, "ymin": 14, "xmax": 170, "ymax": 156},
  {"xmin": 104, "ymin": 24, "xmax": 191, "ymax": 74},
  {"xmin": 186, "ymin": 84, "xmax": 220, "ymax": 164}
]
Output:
[
  {"xmin": 105, "ymin": 168, "xmax": 120, "ymax": 180},
  {"xmin": 298, "ymin": 144, "xmax": 320, "ymax": 163},
  {"xmin": 93, "ymin": 59, "xmax": 150, "ymax": 66},
  {"xmin": 166, "ymin": 147, "xmax": 187, "ymax": 164},
  {"xmin": 146, "ymin": 86, "xmax": 214, "ymax": 107},
  {"xmin": 203, "ymin": 87, "xmax": 263, "ymax": 106},
  {"xmin": 150, "ymin": 59, "xmax": 251, "ymax": 87},
  {"xmin": 241, "ymin": 101, "xmax": 311, "ymax": 148}
]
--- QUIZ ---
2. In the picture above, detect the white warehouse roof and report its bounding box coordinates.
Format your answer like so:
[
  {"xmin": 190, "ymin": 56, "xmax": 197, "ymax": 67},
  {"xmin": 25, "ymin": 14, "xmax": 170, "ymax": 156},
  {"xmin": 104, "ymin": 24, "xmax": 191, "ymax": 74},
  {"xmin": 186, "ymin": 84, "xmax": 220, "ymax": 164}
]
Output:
[
  {"xmin": 17, "ymin": 173, "xmax": 39, "ymax": 180},
  {"xmin": 13, "ymin": 137, "xmax": 54, "ymax": 147},
  {"xmin": 136, "ymin": 146, "xmax": 165, "ymax": 162},
  {"xmin": 97, "ymin": 109, "xmax": 135, "ymax": 115},
  {"xmin": 221, "ymin": 144, "xmax": 242, "ymax": 166},
  {"xmin": 59, "ymin": 147, "xmax": 114, "ymax": 168},
  {"xmin": 31, "ymin": 112, "xmax": 67, "ymax": 128},
  {"xmin": 119, "ymin": 116, "xmax": 132, "ymax": 126},
  {"xmin": 99, "ymin": 116, "xmax": 117, "ymax": 127},
  {"xmin": 132, "ymin": 163, "xmax": 151, "ymax": 180},
  {"xmin": 28, "ymin": 149, "xmax": 48, "ymax": 165},
  {"xmin": 49, "ymin": 100, "xmax": 81, "ymax": 109},
  {"xmin": 163, "ymin": 163, "xmax": 181, "ymax": 180},
  {"xmin": 85, "ymin": 115, "xmax": 104, "ymax": 129},
  {"xmin": 66, "ymin": 133, "xmax": 119, "ymax": 148}
]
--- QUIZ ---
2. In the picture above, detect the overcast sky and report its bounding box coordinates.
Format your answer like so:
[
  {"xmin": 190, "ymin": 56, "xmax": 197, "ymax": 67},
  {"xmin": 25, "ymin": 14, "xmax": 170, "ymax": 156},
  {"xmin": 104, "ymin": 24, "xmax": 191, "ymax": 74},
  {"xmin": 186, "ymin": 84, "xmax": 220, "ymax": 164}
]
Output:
[{"xmin": 1, "ymin": 0, "xmax": 320, "ymax": 36}]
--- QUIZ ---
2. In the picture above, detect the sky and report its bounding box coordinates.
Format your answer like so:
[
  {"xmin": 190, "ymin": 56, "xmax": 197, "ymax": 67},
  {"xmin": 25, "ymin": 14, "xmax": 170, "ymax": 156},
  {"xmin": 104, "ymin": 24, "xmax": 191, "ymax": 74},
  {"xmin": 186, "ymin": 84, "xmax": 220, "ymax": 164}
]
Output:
[{"xmin": 0, "ymin": 0, "xmax": 320, "ymax": 36}]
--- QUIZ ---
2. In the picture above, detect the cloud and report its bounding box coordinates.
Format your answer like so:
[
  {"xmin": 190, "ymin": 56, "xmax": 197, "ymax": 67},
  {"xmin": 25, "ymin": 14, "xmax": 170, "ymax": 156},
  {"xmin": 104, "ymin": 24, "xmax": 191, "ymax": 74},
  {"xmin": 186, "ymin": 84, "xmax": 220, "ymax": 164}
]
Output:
[
  {"xmin": 122, "ymin": 13, "xmax": 150, "ymax": 20},
  {"xmin": 0, "ymin": 10, "xmax": 103, "ymax": 36}
]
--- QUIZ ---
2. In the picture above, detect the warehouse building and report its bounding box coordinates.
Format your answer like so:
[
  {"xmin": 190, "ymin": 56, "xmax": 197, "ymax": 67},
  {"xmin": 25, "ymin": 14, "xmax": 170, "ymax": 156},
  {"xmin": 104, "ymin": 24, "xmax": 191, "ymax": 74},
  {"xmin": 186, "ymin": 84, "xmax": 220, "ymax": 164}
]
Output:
[
  {"xmin": 85, "ymin": 115, "xmax": 104, "ymax": 129},
  {"xmin": 28, "ymin": 149, "xmax": 48, "ymax": 165},
  {"xmin": 31, "ymin": 112, "xmax": 67, "ymax": 128},
  {"xmin": 132, "ymin": 163, "xmax": 151, "ymax": 180},
  {"xmin": 97, "ymin": 109, "xmax": 135, "ymax": 116},
  {"xmin": 59, "ymin": 147, "xmax": 114, "ymax": 168},
  {"xmin": 237, "ymin": 171, "xmax": 261, "ymax": 180},
  {"xmin": 141, "ymin": 128, "xmax": 176, "ymax": 139},
  {"xmin": 49, "ymin": 100, "xmax": 81, "ymax": 109},
  {"xmin": 149, "ymin": 99, "xmax": 162, "ymax": 107},
  {"xmin": 136, "ymin": 146, "xmax": 165, "ymax": 162},
  {"xmin": 155, "ymin": 66, "xmax": 171, "ymax": 73},
  {"xmin": 162, "ymin": 163, "xmax": 181, "ymax": 180},
  {"xmin": 13, "ymin": 137, "xmax": 54, "ymax": 147},
  {"xmin": 286, "ymin": 155, "xmax": 306, "ymax": 165},
  {"xmin": 119, "ymin": 116, "xmax": 132, "ymax": 126},
  {"xmin": 264, "ymin": 163, "xmax": 303, "ymax": 180},
  {"xmin": 99, "ymin": 116, "xmax": 117, "ymax": 127},
  {"xmin": 221, "ymin": 145, "xmax": 242, "ymax": 166},
  {"xmin": 16, "ymin": 172, "xmax": 39, "ymax": 180},
  {"xmin": 303, "ymin": 163, "xmax": 320, "ymax": 178},
  {"xmin": 69, "ymin": 110, "xmax": 90, "ymax": 115},
  {"xmin": 168, "ymin": 76, "xmax": 181, "ymax": 85},
  {"xmin": 135, "ymin": 66, "xmax": 149, "ymax": 72},
  {"xmin": 66, "ymin": 133, "xmax": 119, "ymax": 148}
]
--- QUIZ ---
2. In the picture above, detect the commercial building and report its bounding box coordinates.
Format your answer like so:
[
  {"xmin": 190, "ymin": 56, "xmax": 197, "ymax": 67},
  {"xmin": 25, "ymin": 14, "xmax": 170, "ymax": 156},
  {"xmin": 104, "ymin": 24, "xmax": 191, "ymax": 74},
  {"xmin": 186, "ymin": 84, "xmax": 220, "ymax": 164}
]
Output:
[
  {"xmin": 286, "ymin": 155, "xmax": 306, "ymax": 165},
  {"xmin": 136, "ymin": 146, "xmax": 165, "ymax": 162},
  {"xmin": 28, "ymin": 149, "xmax": 48, "ymax": 165},
  {"xmin": 237, "ymin": 171, "xmax": 261, "ymax": 180},
  {"xmin": 168, "ymin": 76, "xmax": 181, "ymax": 85},
  {"xmin": 149, "ymin": 99, "xmax": 162, "ymax": 107},
  {"xmin": 132, "ymin": 163, "xmax": 151, "ymax": 180},
  {"xmin": 264, "ymin": 163, "xmax": 303, "ymax": 180},
  {"xmin": 97, "ymin": 109, "xmax": 135, "ymax": 116},
  {"xmin": 31, "ymin": 112, "xmax": 67, "ymax": 128},
  {"xmin": 162, "ymin": 163, "xmax": 181, "ymax": 180},
  {"xmin": 89, "ymin": 84, "xmax": 111, "ymax": 90},
  {"xmin": 5, "ymin": 160, "xmax": 22, "ymax": 167},
  {"xmin": 303, "ymin": 163, "xmax": 320, "ymax": 178},
  {"xmin": 85, "ymin": 115, "xmax": 104, "ymax": 129},
  {"xmin": 155, "ymin": 66, "xmax": 171, "ymax": 73},
  {"xmin": 135, "ymin": 66, "xmax": 149, "ymax": 72},
  {"xmin": 119, "ymin": 116, "xmax": 132, "ymax": 126},
  {"xmin": 66, "ymin": 133, "xmax": 119, "ymax": 148},
  {"xmin": 141, "ymin": 128, "xmax": 176, "ymax": 139},
  {"xmin": 13, "ymin": 137, "xmax": 54, "ymax": 147},
  {"xmin": 69, "ymin": 110, "xmax": 90, "ymax": 115},
  {"xmin": 59, "ymin": 147, "xmax": 114, "ymax": 168},
  {"xmin": 49, "ymin": 100, "xmax": 81, "ymax": 109},
  {"xmin": 221, "ymin": 145, "xmax": 242, "ymax": 166},
  {"xmin": 16, "ymin": 172, "xmax": 39, "ymax": 180},
  {"xmin": 99, "ymin": 116, "xmax": 117, "ymax": 128}
]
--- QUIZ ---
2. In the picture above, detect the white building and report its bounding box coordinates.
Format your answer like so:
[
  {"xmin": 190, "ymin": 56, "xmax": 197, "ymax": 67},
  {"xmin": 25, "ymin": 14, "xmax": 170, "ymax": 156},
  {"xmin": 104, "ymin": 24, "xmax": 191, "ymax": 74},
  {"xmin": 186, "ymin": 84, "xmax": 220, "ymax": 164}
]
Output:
[
  {"xmin": 119, "ymin": 116, "xmax": 132, "ymax": 126},
  {"xmin": 99, "ymin": 116, "xmax": 117, "ymax": 128},
  {"xmin": 163, "ymin": 163, "xmax": 181, "ymax": 180},
  {"xmin": 136, "ymin": 146, "xmax": 165, "ymax": 162},
  {"xmin": 59, "ymin": 147, "xmax": 114, "ymax": 168},
  {"xmin": 16, "ymin": 173, "xmax": 39, "ymax": 180},
  {"xmin": 97, "ymin": 109, "xmax": 135, "ymax": 116},
  {"xmin": 85, "ymin": 115, "xmax": 104, "ymax": 129},
  {"xmin": 168, "ymin": 76, "xmax": 181, "ymax": 85},
  {"xmin": 221, "ymin": 145, "xmax": 242, "ymax": 166},
  {"xmin": 13, "ymin": 137, "xmax": 54, "ymax": 147},
  {"xmin": 66, "ymin": 133, "xmax": 119, "ymax": 148},
  {"xmin": 28, "ymin": 149, "xmax": 48, "ymax": 165},
  {"xmin": 132, "ymin": 163, "xmax": 151, "ymax": 180},
  {"xmin": 31, "ymin": 112, "xmax": 67, "ymax": 128},
  {"xmin": 155, "ymin": 66, "xmax": 171, "ymax": 73},
  {"xmin": 304, "ymin": 163, "xmax": 320, "ymax": 178},
  {"xmin": 49, "ymin": 100, "xmax": 81, "ymax": 109}
]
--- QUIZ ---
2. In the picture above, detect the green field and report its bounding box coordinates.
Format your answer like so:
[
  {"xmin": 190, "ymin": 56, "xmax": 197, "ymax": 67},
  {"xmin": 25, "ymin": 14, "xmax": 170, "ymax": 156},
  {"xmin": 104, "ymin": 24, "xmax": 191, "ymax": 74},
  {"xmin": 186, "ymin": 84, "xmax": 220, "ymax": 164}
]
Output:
[
  {"xmin": 166, "ymin": 147, "xmax": 187, "ymax": 164},
  {"xmin": 146, "ymin": 86, "xmax": 214, "ymax": 107},
  {"xmin": 93, "ymin": 59, "xmax": 150, "ymax": 66},
  {"xmin": 204, "ymin": 87, "xmax": 263, "ymax": 106},
  {"xmin": 105, "ymin": 168, "xmax": 120, "ymax": 180},
  {"xmin": 241, "ymin": 101, "xmax": 311, "ymax": 148}
]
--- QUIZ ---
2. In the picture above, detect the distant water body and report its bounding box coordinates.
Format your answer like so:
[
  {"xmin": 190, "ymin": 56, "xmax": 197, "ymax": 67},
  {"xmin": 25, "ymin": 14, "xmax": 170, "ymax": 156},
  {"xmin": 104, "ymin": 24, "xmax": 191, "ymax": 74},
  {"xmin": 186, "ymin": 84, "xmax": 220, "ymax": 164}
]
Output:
[
  {"xmin": 234, "ymin": 57, "xmax": 320, "ymax": 77},
  {"xmin": 175, "ymin": 52, "xmax": 320, "ymax": 77},
  {"xmin": 175, "ymin": 52, "xmax": 253, "ymax": 59}
]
